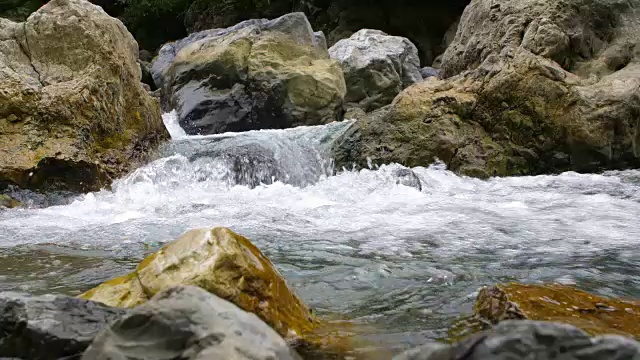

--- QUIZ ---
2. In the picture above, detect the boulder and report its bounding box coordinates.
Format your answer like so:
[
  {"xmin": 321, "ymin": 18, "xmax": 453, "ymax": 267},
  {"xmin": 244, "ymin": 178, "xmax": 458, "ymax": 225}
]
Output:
[
  {"xmin": 79, "ymin": 227, "xmax": 317, "ymax": 344},
  {"xmin": 329, "ymin": 29, "xmax": 422, "ymax": 112},
  {"xmin": 393, "ymin": 320, "xmax": 640, "ymax": 360},
  {"xmin": 333, "ymin": 0, "xmax": 640, "ymax": 177},
  {"xmin": 83, "ymin": 286, "xmax": 301, "ymax": 360},
  {"xmin": 184, "ymin": 0, "xmax": 470, "ymax": 65},
  {"xmin": 152, "ymin": 12, "xmax": 346, "ymax": 135},
  {"xmin": 0, "ymin": 291, "xmax": 125, "ymax": 359},
  {"xmin": 473, "ymin": 283, "xmax": 640, "ymax": 339},
  {"xmin": 0, "ymin": 0, "xmax": 168, "ymax": 193}
]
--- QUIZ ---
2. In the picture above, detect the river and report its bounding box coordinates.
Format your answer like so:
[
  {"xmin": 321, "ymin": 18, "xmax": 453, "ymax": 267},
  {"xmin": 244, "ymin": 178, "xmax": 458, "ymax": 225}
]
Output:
[{"xmin": 2, "ymin": 112, "xmax": 640, "ymax": 351}]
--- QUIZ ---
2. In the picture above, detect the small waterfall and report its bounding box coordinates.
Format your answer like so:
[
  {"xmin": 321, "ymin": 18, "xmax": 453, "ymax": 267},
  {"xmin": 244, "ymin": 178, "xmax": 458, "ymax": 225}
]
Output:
[{"xmin": 128, "ymin": 113, "xmax": 355, "ymax": 190}]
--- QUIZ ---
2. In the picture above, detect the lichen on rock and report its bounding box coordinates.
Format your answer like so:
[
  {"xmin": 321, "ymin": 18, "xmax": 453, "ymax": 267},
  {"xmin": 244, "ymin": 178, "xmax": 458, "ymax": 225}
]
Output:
[
  {"xmin": 0, "ymin": 0, "xmax": 168, "ymax": 193},
  {"xmin": 153, "ymin": 12, "xmax": 346, "ymax": 135},
  {"xmin": 333, "ymin": 0, "xmax": 640, "ymax": 177}
]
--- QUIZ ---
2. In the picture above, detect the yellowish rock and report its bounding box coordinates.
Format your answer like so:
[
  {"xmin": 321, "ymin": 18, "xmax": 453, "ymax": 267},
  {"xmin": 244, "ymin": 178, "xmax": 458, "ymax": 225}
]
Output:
[
  {"xmin": 475, "ymin": 283, "xmax": 640, "ymax": 339},
  {"xmin": 80, "ymin": 227, "xmax": 316, "ymax": 343}
]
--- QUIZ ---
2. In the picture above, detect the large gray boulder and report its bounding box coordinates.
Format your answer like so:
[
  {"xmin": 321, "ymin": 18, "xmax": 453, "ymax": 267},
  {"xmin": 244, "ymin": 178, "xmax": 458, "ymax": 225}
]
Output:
[
  {"xmin": 0, "ymin": 292, "xmax": 125, "ymax": 359},
  {"xmin": 394, "ymin": 320, "xmax": 640, "ymax": 360},
  {"xmin": 0, "ymin": 0, "xmax": 168, "ymax": 193},
  {"xmin": 82, "ymin": 285, "xmax": 301, "ymax": 360},
  {"xmin": 152, "ymin": 12, "xmax": 346, "ymax": 136},
  {"xmin": 329, "ymin": 29, "xmax": 422, "ymax": 112},
  {"xmin": 333, "ymin": 0, "xmax": 640, "ymax": 178}
]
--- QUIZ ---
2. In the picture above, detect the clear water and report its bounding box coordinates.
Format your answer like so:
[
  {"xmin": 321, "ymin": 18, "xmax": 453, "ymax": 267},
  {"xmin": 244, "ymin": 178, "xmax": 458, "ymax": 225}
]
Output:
[{"xmin": 2, "ymin": 112, "xmax": 640, "ymax": 352}]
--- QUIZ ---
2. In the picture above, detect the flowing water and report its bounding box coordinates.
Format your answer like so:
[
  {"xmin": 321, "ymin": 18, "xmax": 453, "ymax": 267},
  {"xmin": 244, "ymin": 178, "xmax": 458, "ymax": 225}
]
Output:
[{"xmin": 2, "ymin": 112, "xmax": 640, "ymax": 353}]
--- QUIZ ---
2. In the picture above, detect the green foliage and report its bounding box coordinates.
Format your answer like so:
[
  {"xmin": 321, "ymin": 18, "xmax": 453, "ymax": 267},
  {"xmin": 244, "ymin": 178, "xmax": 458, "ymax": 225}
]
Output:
[{"xmin": 0, "ymin": 0, "xmax": 46, "ymax": 21}]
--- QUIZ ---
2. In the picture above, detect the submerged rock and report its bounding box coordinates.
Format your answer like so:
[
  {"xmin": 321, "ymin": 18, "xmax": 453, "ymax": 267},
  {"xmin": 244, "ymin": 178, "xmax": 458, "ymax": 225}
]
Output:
[
  {"xmin": 80, "ymin": 227, "xmax": 317, "ymax": 344},
  {"xmin": 394, "ymin": 320, "xmax": 640, "ymax": 360},
  {"xmin": 0, "ymin": 291, "xmax": 125, "ymax": 359},
  {"xmin": 83, "ymin": 286, "xmax": 301, "ymax": 360},
  {"xmin": 329, "ymin": 29, "xmax": 422, "ymax": 112},
  {"xmin": 0, "ymin": 0, "xmax": 168, "ymax": 193},
  {"xmin": 333, "ymin": 0, "xmax": 640, "ymax": 177},
  {"xmin": 392, "ymin": 168, "xmax": 422, "ymax": 191},
  {"xmin": 474, "ymin": 283, "xmax": 640, "ymax": 339},
  {"xmin": 153, "ymin": 12, "xmax": 346, "ymax": 135}
]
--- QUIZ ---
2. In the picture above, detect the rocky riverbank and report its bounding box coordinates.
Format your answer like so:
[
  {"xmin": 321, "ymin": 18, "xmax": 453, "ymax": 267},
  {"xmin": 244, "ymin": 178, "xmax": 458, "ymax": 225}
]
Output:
[
  {"xmin": 2, "ymin": 0, "xmax": 640, "ymax": 194},
  {"xmin": 2, "ymin": 0, "xmax": 640, "ymax": 359}
]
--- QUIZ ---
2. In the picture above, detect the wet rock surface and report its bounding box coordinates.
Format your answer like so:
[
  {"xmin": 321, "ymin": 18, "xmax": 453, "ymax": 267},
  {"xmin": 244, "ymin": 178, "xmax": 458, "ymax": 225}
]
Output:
[
  {"xmin": 474, "ymin": 283, "xmax": 640, "ymax": 339},
  {"xmin": 394, "ymin": 320, "xmax": 640, "ymax": 360},
  {"xmin": 83, "ymin": 285, "xmax": 301, "ymax": 360},
  {"xmin": 0, "ymin": 291, "xmax": 124, "ymax": 359},
  {"xmin": 80, "ymin": 227, "xmax": 318, "ymax": 344},
  {"xmin": 152, "ymin": 12, "xmax": 345, "ymax": 135}
]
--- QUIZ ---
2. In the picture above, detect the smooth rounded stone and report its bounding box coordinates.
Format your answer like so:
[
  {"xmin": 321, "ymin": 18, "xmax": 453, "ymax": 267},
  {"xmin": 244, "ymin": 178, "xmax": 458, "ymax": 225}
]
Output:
[
  {"xmin": 152, "ymin": 12, "xmax": 345, "ymax": 135},
  {"xmin": 0, "ymin": 291, "xmax": 125, "ymax": 359},
  {"xmin": 0, "ymin": 0, "xmax": 168, "ymax": 193},
  {"xmin": 80, "ymin": 227, "xmax": 317, "ymax": 344},
  {"xmin": 329, "ymin": 29, "xmax": 422, "ymax": 112},
  {"xmin": 393, "ymin": 320, "xmax": 640, "ymax": 360},
  {"xmin": 332, "ymin": 0, "xmax": 640, "ymax": 178},
  {"xmin": 82, "ymin": 286, "xmax": 301, "ymax": 360},
  {"xmin": 420, "ymin": 67, "xmax": 440, "ymax": 79}
]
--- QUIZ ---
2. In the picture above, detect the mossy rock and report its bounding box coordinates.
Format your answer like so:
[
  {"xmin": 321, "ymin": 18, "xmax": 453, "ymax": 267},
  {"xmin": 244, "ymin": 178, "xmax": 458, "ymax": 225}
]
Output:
[
  {"xmin": 81, "ymin": 228, "xmax": 319, "ymax": 344},
  {"xmin": 80, "ymin": 227, "xmax": 374, "ymax": 357},
  {"xmin": 0, "ymin": 0, "xmax": 168, "ymax": 193},
  {"xmin": 157, "ymin": 12, "xmax": 345, "ymax": 135},
  {"xmin": 0, "ymin": 194, "xmax": 21, "ymax": 208},
  {"xmin": 474, "ymin": 283, "xmax": 640, "ymax": 339}
]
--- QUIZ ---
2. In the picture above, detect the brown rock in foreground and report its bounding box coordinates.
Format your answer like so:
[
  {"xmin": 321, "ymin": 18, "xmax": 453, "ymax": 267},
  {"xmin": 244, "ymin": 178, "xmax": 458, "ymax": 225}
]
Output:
[
  {"xmin": 475, "ymin": 283, "xmax": 640, "ymax": 339},
  {"xmin": 80, "ymin": 227, "xmax": 316, "ymax": 343}
]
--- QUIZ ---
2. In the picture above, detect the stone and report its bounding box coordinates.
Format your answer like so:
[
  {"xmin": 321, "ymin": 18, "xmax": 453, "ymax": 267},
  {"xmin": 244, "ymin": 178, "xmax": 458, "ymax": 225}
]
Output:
[
  {"xmin": 420, "ymin": 67, "xmax": 440, "ymax": 79},
  {"xmin": 329, "ymin": 29, "xmax": 422, "ymax": 112},
  {"xmin": 80, "ymin": 227, "xmax": 317, "ymax": 344},
  {"xmin": 82, "ymin": 285, "xmax": 301, "ymax": 360},
  {"xmin": 0, "ymin": 0, "xmax": 168, "ymax": 193},
  {"xmin": 0, "ymin": 291, "xmax": 125, "ymax": 359},
  {"xmin": 153, "ymin": 12, "xmax": 346, "ymax": 135},
  {"xmin": 393, "ymin": 320, "xmax": 640, "ymax": 360},
  {"xmin": 185, "ymin": 0, "xmax": 470, "ymax": 65},
  {"xmin": 392, "ymin": 168, "xmax": 422, "ymax": 191},
  {"xmin": 332, "ymin": 82, "xmax": 507, "ymax": 178},
  {"xmin": 474, "ymin": 283, "xmax": 640, "ymax": 339},
  {"xmin": 333, "ymin": 0, "xmax": 640, "ymax": 177},
  {"xmin": 0, "ymin": 194, "xmax": 21, "ymax": 208}
]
